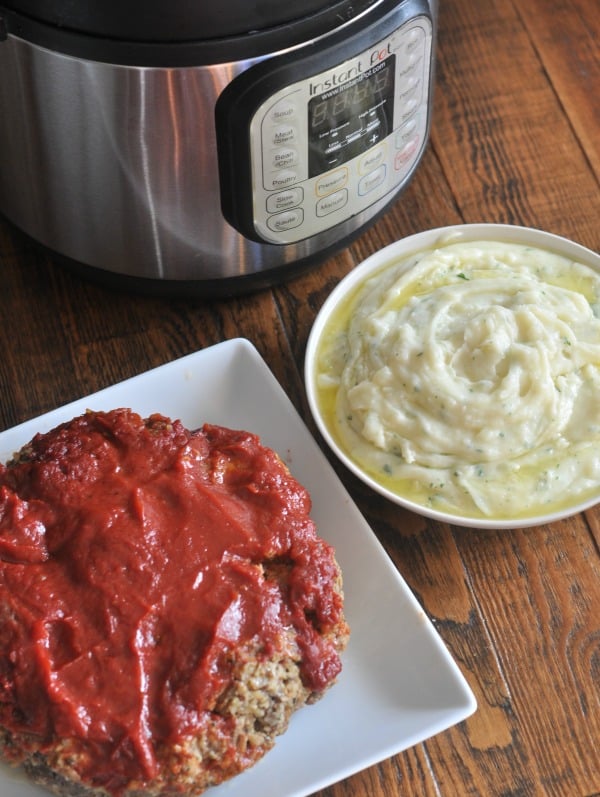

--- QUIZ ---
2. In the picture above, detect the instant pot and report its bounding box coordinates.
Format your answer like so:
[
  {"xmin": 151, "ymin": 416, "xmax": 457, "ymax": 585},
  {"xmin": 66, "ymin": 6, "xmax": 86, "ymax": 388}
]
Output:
[{"xmin": 0, "ymin": 0, "xmax": 437, "ymax": 295}]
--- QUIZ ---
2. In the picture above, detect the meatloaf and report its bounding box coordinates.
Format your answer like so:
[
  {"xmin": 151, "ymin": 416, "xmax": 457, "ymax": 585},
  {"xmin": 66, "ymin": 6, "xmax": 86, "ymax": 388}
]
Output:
[{"xmin": 0, "ymin": 409, "xmax": 349, "ymax": 796}]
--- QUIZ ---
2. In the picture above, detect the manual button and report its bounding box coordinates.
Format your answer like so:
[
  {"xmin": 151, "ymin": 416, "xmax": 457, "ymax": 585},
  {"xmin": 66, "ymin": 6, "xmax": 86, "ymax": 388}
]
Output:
[
  {"xmin": 267, "ymin": 208, "xmax": 304, "ymax": 233},
  {"xmin": 316, "ymin": 189, "xmax": 348, "ymax": 217}
]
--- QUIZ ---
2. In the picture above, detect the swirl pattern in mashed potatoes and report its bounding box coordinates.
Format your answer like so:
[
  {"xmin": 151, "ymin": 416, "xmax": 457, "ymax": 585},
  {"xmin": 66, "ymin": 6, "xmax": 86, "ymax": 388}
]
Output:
[{"xmin": 315, "ymin": 240, "xmax": 600, "ymax": 519}]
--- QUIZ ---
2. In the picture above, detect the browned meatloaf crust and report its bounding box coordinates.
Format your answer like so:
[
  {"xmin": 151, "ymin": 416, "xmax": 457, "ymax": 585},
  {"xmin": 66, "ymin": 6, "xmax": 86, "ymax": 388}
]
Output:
[{"xmin": 0, "ymin": 409, "xmax": 349, "ymax": 796}]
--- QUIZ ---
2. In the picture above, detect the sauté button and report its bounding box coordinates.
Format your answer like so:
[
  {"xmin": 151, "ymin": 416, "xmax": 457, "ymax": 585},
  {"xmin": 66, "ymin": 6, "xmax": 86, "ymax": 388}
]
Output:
[{"xmin": 267, "ymin": 208, "xmax": 304, "ymax": 232}]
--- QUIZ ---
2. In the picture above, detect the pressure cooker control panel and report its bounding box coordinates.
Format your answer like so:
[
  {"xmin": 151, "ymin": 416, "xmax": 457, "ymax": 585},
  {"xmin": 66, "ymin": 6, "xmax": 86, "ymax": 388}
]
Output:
[
  {"xmin": 216, "ymin": 4, "xmax": 435, "ymax": 247},
  {"xmin": 248, "ymin": 16, "xmax": 433, "ymax": 245}
]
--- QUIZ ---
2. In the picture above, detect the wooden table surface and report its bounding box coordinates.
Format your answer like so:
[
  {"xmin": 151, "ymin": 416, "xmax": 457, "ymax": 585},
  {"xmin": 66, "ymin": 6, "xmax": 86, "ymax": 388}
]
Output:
[{"xmin": 1, "ymin": 0, "xmax": 600, "ymax": 795}]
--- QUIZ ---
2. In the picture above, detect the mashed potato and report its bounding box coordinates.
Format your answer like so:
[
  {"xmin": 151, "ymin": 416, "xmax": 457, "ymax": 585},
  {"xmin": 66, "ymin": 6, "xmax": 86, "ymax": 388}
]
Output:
[{"xmin": 315, "ymin": 240, "xmax": 600, "ymax": 520}]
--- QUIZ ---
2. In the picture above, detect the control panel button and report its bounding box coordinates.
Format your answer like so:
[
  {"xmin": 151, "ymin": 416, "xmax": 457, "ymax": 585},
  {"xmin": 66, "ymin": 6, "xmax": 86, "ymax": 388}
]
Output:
[
  {"xmin": 272, "ymin": 147, "xmax": 298, "ymax": 170},
  {"xmin": 359, "ymin": 143, "xmax": 387, "ymax": 175},
  {"xmin": 269, "ymin": 99, "xmax": 298, "ymax": 125},
  {"xmin": 316, "ymin": 168, "xmax": 348, "ymax": 197},
  {"xmin": 359, "ymin": 165, "xmax": 387, "ymax": 195},
  {"xmin": 398, "ymin": 50, "xmax": 423, "ymax": 78},
  {"xmin": 399, "ymin": 97, "xmax": 419, "ymax": 123},
  {"xmin": 395, "ymin": 136, "xmax": 420, "ymax": 168},
  {"xmin": 322, "ymin": 141, "xmax": 345, "ymax": 169},
  {"xmin": 271, "ymin": 124, "xmax": 297, "ymax": 147},
  {"xmin": 398, "ymin": 75, "xmax": 420, "ymax": 102},
  {"xmin": 267, "ymin": 208, "xmax": 304, "ymax": 232},
  {"xmin": 395, "ymin": 118, "xmax": 418, "ymax": 145},
  {"xmin": 316, "ymin": 189, "xmax": 349, "ymax": 217},
  {"xmin": 266, "ymin": 187, "xmax": 304, "ymax": 213},
  {"xmin": 405, "ymin": 27, "xmax": 425, "ymax": 52},
  {"xmin": 266, "ymin": 169, "xmax": 299, "ymax": 191}
]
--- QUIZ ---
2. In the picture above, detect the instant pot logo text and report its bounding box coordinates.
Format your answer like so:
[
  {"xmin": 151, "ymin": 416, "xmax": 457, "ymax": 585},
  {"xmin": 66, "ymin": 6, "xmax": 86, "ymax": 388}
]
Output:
[{"xmin": 309, "ymin": 43, "xmax": 392, "ymax": 96}]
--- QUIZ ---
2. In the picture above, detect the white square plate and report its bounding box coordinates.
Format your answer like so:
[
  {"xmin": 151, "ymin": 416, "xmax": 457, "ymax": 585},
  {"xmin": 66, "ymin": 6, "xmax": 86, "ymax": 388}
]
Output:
[{"xmin": 0, "ymin": 338, "xmax": 476, "ymax": 797}]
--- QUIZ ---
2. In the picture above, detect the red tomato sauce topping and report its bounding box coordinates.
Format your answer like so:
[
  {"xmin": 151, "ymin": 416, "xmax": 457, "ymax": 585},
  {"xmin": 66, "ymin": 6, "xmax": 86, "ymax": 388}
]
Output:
[{"xmin": 0, "ymin": 410, "xmax": 345, "ymax": 790}]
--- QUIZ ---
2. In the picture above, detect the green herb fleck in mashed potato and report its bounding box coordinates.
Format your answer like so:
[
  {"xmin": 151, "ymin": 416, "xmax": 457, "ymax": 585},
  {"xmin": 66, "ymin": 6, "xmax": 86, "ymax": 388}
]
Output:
[{"xmin": 315, "ymin": 240, "xmax": 600, "ymax": 520}]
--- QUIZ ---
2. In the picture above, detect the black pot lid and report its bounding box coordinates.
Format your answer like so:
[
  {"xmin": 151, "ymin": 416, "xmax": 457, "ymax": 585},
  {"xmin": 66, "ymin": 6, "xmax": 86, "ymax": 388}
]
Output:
[{"xmin": 2, "ymin": 0, "xmax": 369, "ymax": 41}]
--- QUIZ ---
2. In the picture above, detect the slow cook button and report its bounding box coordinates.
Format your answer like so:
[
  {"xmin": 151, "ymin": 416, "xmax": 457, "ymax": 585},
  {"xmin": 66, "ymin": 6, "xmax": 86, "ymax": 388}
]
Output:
[
  {"xmin": 358, "ymin": 165, "xmax": 386, "ymax": 195},
  {"xmin": 266, "ymin": 186, "xmax": 304, "ymax": 214},
  {"xmin": 316, "ymin": 189, "xmax": 348, "ymax": 217},
  {"xmin": 267, "ymin": 208, "xmax": 304, "ymax": 233}
]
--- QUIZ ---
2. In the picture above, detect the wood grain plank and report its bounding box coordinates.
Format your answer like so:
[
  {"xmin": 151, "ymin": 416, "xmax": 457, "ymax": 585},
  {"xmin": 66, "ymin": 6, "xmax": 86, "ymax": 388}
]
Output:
[
  {"xmin": 365, "ymin": 503, "xmax": 549, "ymax": 796},
  {"xmin": 517, "ymin": 0, "xmax": 600, "ymax": 182},
  {"xmin": 452, "ymin": 519, "xmax": 600, "ymax": 795},
  {"xmin": 431, "ymin": 0, "xmax": 600, "ymax": 248},
  {"xmin": 0, "ymin": 223, "xmax": 293, "ymax": 428}
]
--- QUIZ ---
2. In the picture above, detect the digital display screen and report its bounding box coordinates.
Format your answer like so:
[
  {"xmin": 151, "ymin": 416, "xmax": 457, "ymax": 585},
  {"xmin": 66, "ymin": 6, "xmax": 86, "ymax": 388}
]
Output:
[{"xmin": 308, "ymin": 56, "xmax": 396, "ymax": 177}]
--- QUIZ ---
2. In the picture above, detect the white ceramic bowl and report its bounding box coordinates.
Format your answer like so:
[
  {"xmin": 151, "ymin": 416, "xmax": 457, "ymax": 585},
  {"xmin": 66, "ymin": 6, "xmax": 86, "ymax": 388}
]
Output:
[{"xmin": 305, "ymin": 223, "xmax": 600, "ymax": 529}]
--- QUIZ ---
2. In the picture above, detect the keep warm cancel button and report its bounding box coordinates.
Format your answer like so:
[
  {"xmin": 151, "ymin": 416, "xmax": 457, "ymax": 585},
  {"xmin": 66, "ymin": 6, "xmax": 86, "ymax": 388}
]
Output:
[{"xmin": 316, "ymin": 189, "xmax": 348, "ymax": 217}]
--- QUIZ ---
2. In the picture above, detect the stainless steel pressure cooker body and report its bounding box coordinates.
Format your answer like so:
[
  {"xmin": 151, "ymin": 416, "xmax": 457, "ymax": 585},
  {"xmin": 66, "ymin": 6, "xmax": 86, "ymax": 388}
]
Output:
[{"xmin": 0, "ymin": 0, "xmax": 437, "ymax": 294}]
